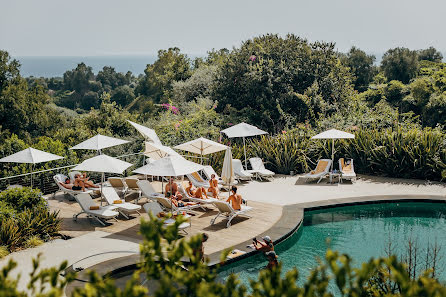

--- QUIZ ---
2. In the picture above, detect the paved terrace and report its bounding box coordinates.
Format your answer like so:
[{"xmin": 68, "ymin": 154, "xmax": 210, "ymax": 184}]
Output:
[{"xmin": 1, "ymin": 174, "xmax": 446, "ymax": 293}]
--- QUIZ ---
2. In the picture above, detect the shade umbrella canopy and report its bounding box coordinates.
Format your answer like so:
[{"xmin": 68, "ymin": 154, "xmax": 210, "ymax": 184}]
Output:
[
  {"xmin": 128, "ymin": 120, "xmax": 161, "ymax": 144},
  {"xmin": 221, "ymin": 122, "xmax": 268, "ymax": 170},
  {"xmin": 311, "ymin": 129, "xmax": 355, "ymax": 171},
  {"xmin": 0, "ymin": 147, "xmax": 63, "ymax": 164},
  {"xmin": 220, "ymin": 148, "xmax": 235, "ymax": 186},
  {"xmin": 133, "ymin": 156, "xmax": 203, "ymax": 177},
  {"xmin": 220, "ymin": 122, "xmax": 268, "ymax": 138},
  {"xmin": 311, "ymin": 129, "xmax": 355, "ymax": 139},
  {"xmin": 70, "ymin": 134, "xmax": 130, "ymax": 151},
  {"xmin": 72, "ymin": 155, "xmax": 133, "ymax": 174},
  {"xmin": 174, "ymin": 137, "xmax": 227, "ymax": 163},
  {"xmin": 144, "ymin": 142, "xmax": 181, "ymax": 161}
]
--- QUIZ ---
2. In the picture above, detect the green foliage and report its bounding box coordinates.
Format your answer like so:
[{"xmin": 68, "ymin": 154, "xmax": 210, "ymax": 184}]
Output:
[
  {"xmin": 0, "ymin": 246, "xmax": 9, "ymax": 259},
  {"xmin": 381, "ymin": 47, "xmax": 419, "ymax": 83},
  {"xmin": 0, "ymin": 187, "xmax": 45, "ymax": 212},
  {"xmin": 418, "ymin": 47, "xmax": 443, "ymax": 63},
  {"xmin": 341, "ymin": 46, "xmax": 377, "ymax": 91},
  {"xmin": 24, "ymin": 235, "xmax": 44, "ymax": 248}
]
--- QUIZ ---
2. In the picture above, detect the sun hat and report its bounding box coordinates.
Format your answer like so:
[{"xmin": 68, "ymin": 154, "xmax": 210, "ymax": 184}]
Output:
[{"xmin": 262, "ymin": 236, "xmax": 272, "ymax": 243}]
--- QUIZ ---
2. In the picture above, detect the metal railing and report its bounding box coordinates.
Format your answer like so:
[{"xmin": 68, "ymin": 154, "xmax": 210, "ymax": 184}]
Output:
[{"xmin": 0, "ymin": 152, "xmax": 145, "ymax": 195}]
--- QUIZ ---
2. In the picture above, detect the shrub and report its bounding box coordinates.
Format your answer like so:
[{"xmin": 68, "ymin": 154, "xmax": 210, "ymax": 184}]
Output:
[
  {"xmin": 24, "ymin": 236, "xmax": 44, "ymax": 248},
  {"xmin": 0, "ymin": 246, "xmax": 9, "ymax": 259},
  {"xmin": 0, "ymin": 187, "xmax": 46, "ymax": 211},
  {"xmin": 0, "ymin": 218, "xmax": 21, "ymax": 251}
]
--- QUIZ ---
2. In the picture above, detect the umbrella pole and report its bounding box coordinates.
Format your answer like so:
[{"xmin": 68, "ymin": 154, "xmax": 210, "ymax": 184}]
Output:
[
  {"xmin": 331, "ymin": 139, "xmax": 335, "ymax": 172},
  {"xmin": 30, "ymin": 164, "xmax": 33, "ymax": 188},
  {"xmin": 101, "ymin": 173, "xmax": 104, "ymax": 206},
  {"xmin": 243, "ymin": 137, "xmax": 247, "ymax": 170}
]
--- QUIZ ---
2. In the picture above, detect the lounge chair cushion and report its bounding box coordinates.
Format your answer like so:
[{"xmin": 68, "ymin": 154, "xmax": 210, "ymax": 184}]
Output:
[
  {"xmin": 191, "ymin": 172, "xmax": 204, "ymax": 183},
  {"xmin": 90, "ymin": 206, "xmax": 99, "ymax": 210},
  {"xmin": 113, "ymin": 200, "xmax": 123, "ymax": 204},
  {"xmin": 311, "ymin": 160, "xmax": 328, "ymax": 174}
]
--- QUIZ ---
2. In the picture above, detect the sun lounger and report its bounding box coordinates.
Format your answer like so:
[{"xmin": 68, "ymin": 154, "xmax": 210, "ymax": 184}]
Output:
[
  {"xmin": 177, "ymin": 184, "xmax": 217, "ymax": 210},
  {"xmin": 232, "ymin": 159, "xmax": 253, "ymax": 181},
  {"xmin": 53, "ymin": 174, "xmax": 92, "ymax": 200},
  {"xmin": 143, "ymin": 202, "xmax": 190, "ymax": 233},
  {"xmin": 186, "ymin": 172, "xmax": 210, "ymax": 188},
  {"xmin": 73, "ymin": 193, "xmax": 119, "ymax": 226},
  {"xmin": 247, "ymin": 157, "xmax": 275, "ymax": 181},
  {"xmin": 339, "ymin": 158, "xmax": 356, "ymax": 181},
  {"xmin": 202, "ymin": 165, "xmax": 238, "ymax": 186},
  {"xmin": 102, "ymin": 187, "xmax": 141, "ymax": 219},
  {"xmin": 137, "ymin": 180, "xmax": 165, "ymax": 202},
  {"xmin": 108, "ymin": 177, "xmax": 128, "ymax": 195},
  {"xmin": 210, "ymin": 201, "xmax": 252, "ymax": 228},
  {"xmin": 155, "ymin": 196, "xmax": 200, "ymax": 213},
  {"xmin": 303, "ymin": 159, "xmax": 332, "ymax": 183}
]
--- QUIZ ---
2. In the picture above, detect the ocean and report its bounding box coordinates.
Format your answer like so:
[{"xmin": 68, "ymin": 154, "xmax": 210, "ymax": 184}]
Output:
[{"xmin": 14, "ymin": 55, "xmax": 159, "ymax": 78}]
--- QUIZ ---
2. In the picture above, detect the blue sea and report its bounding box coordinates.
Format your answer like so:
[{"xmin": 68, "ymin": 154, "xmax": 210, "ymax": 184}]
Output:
[{"xmin": 14, "ymin": 55, "xmax": 159, "ymax": 77}]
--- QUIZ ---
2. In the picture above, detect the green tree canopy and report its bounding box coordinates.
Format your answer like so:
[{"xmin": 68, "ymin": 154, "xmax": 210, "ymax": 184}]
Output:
[
  {"xmin": 418, "ymin": 46, "xmax": 443, "ymax": 63},
  {"xmin": 342, "ymin": 46, "xmax": 376, "ymax": 91},
  {"xmin": 381, "ymin": 47, "xmax": 419, "ymax": 83}
]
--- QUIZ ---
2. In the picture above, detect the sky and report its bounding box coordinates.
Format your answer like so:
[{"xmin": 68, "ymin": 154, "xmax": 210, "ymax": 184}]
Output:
[{"xmin": 1, "ymin": 0, "xmax": 445, "ymax": 56}]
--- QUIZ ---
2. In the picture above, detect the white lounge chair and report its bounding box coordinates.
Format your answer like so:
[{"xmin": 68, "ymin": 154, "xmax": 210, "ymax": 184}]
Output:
[
  {"xmin": 73, "ymin": 193, "xmax": 119, "ymax": 226},
  {"xmin": 108, "ymin": 177, "xmax": 128, "ymax": 196},
  {"xmin": 339, "ymin": 158, "xmax": 356, "ymax": 181},
  {"xmin": 143, "ymin": 202, "xmax": 190, "ymax": 233},
  {"xmin": 177, "ymin": 184, "xmax": 218, "ymax": 209},
  {"xmin": 303, "ymin": 159, "xmax": 332, "ymax": 183},
  {"xmin": 210, "ymin": 201, "xmax": 252, "ymax": 228},
  {"xmin": 53, "ymin": 174, "xmax": 92, "ymax": 199},
  {"xmin": 124, "ymin": 177, "xmax": 140, "ymax": 193},
  {"xmin": 202, "ymin": 165, "xmax": 238, "ymax": 186},
  {"xmin": 247, "ymin": 157, "xmax": 275, "ymax": 181},
  {"xmin": 102, "ymin": 187, "xmax": 141, "ymax": 219},
  {"xmin": 232, "ymin": 159, "xmax": 253, "ymax": 181},
  {"xmin": 137, "ymin": 180, "xmax": 165, "ymax": 202},
  {"xmin": 155, "ymin": 196, "xmax": 201, "ymax": 213}
]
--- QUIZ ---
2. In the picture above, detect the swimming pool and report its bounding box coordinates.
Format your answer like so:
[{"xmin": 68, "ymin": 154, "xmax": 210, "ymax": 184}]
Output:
[{"xmin": 218, "ymin": 201, "xmax": 446, "ymax": 291}]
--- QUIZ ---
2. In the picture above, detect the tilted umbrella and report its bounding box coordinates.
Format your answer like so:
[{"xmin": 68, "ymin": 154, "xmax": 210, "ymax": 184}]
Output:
[
  {"xmin": 174, "ymin": 137, "xmax": 227, "ymax": 164},
  {"xmin": 144, "ymin": 142, "xmax": 181, "ymax": 161},
  {"xmin": 311, "ymin": 129, "xmax": 355, "ymax": 171},
  {"xmin": 220, "ymin": 148, "xmax": 235, "ymax": 197},
  {"xmin": 0, "ymin": 147, "xmax": 64, "ymax": 187},
  {"xmin": 133, "ymin": 156, "xmax": 204, "ymax": 195},
  {"xmin": 70, "ymin": 134, "xmax": 130, "ymax": 154},
  {"xmin": 128, "ymin": 120, "xmax": 161, "ymax": 144},
  {"xmin": 72, "ymin": 154, "xmax": 133, "ymax": 203},
  {"xmin": 221, "ymin": 122, "xmax": 268, "ymax": 169}
]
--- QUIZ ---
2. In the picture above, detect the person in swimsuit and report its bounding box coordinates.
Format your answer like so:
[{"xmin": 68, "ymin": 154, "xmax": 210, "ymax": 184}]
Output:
[
  {"xmin": 72, "ymin": 174, "xmax": 85, "ymax": 191},
  {"xmin": 207, "ymin": 174, "xmax": 219, "ymax": 198},
  {"xmin": 192, "ymin": 233, "xmax": 209, "ymax": 262},
  {"xmin": 186, "ymin": 181, "xmax": 206, "ymax": 198},
  {"xmin": 226, "ymin": 186, "xmax": 243, "ymax": 210},
  {"xmin": 265, "ymin": 251, "xmax": 279, "ymax": 270},
  {"xmin": 78, "ymin": 172, "xmax": 99, "ymax": 188},
  {"xmin": 253, "ymin": 236, "xmax": 274, "ymax": 254},
  {"xmin": 165, "ymin": 178, "xmax": 183, "ymax": 200}
]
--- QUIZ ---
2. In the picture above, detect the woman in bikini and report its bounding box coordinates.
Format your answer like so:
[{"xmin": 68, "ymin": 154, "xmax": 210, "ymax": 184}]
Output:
[
  {"xmin": 207, "ymin": 174, "xmax": 219, "ymax": 198},
  {"xmin": 186, "ymin": 181, "xmax": 208, "ymax": 199}
]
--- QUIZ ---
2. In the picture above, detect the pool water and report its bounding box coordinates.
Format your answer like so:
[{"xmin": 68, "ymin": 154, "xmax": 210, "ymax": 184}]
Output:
[{"xmin": 218, "ymin": 202, "xmax": 446, "ymax": 291}]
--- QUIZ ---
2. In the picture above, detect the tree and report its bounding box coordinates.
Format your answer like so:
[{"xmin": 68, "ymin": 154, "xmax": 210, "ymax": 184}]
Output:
[
  {"xmin": 96, "ymin": 66, "xmax": 132, "ymax": 92},
  {"xmin": 111, "ymin": 85, "xmax": 135, "ymax": 106},
  {"xmin": 381, "ymin": 47, "xmax": 419, "ymax": 83},
  {"xmin": 0, "ymin": 50, "xmax": 20, "ymax": 92},
  {"xmin": 135, "ymin": 47, "xmax": 192, "ymax": 103},
  {"xmin": 342, "ymin": 46, "xmax": 376, "ymax": 91},
  {"xmin": 63, "ymin": 63, "xmax": 94, "ymax": 95},
  {"xmin": 172, "ymin": 65, "xmax": 218, "ymax": 103},
  {"xmin": 418, "ymin": 47, "xmax": 443, "ymax": 63}
]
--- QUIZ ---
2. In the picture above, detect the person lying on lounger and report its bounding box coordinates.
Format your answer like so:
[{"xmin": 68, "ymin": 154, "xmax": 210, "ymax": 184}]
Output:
[
  {"xmin": 58, "ymin": 175, "xmax": 85, "ymax": 191},
  {"xmin": 170, "ymin": 196, "xmax": 196, "ymax": 207},
  {"xmin": 226, "ymin": 186, "xmax": 243, "ymax": 210},
  {"xmin": 77, "ymin": 173, "xmax": 99, "ymax": 189},
  {"xmin": 208, "ymin": 174, "xmax": 219, "ymax": 198}
]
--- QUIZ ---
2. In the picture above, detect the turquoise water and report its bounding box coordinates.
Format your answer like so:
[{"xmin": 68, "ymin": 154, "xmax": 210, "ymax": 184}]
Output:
[{"xmin": 218, "ymin": 202, "xmax": 446, "ymax": 291}]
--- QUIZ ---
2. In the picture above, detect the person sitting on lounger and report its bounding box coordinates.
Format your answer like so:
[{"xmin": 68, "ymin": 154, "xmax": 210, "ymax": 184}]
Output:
[
  {"xmin": 226, "ymin": 186, "xmax": 243, "ymax": 210},
  {"xmin": 208, "ymin": 174, "xmax": 219, "ymax": 198},
  {"xmin": 186, "ymin": 181, "xmax": 207, "ymax": 198},
  {"xmin": 166, "ymin": 178, "xmax": 183, "ymax": 200}
]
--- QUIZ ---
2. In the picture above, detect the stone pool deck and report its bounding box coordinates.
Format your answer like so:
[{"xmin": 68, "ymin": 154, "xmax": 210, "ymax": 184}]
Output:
[{"xmin": 1, "ymin": 174, "xmax": 446, "ymax": 293}]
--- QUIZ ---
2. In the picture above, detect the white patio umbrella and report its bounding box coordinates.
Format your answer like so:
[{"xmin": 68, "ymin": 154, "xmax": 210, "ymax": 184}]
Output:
[
  {"xmin": 220, "ymin": 148, "xmax": 235, "ymax": 197},
  {"xmin": 144, "ymin": 142, "xmax": 181, "ymax": 161},
  {"xmin": 133, "ymin": 156, "xmax": 204, "ymax": 194},
  {"xmin": 72, "ymin": 154, "xmax": 133, "ymax": 203},
  {"xmin": 174, "ymin": 137, "xmax": 227, "ymax": 164},
  {"xmin": 0, "ymin": 147, "xmax": 64, "ymax": 187},
  {"xmin": 221, "ymin": 122, "xmax": 268, "ymax": 169},
  {"xmin": 127, "ymin": 120, "xmax": 161, "ymax": 144},
  {"xmin": 70, "ymin": 134, "xmax": 130, "ymax": 154},
  {"xmin": 311, "ymin": 129, "xmax": 355, "ymax": 171}
]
